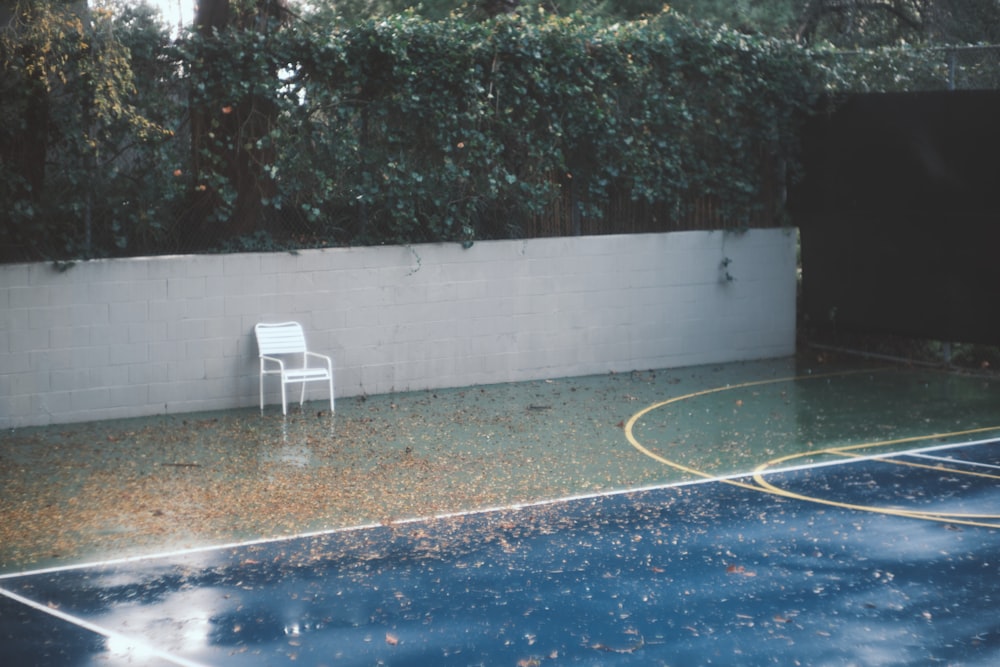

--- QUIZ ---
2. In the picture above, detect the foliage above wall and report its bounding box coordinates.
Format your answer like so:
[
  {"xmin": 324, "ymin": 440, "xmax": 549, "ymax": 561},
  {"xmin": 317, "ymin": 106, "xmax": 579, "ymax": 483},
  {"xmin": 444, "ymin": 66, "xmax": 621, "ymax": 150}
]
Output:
[
  {"xmin": 2, "ymin": 2, "xmax": 958, "ymax": 262},
  {"xmin": 0, "ymin": 1, "xmax": 180, "ymax": 262}
]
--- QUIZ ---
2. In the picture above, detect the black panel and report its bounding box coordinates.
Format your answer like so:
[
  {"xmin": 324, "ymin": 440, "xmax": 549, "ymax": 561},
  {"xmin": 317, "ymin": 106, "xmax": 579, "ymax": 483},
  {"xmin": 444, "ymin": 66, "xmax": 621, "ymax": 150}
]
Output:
[{"xmin": 792, "ymin": 91, "xmax": 1000, "ymax": 344}]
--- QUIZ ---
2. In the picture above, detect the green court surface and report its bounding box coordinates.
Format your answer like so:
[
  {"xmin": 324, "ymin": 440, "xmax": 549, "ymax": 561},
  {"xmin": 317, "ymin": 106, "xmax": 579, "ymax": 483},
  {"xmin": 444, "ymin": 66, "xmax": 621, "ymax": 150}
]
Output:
[{"xmin": 2, "ymin": 355, "xmax": 999, "ymax": 574}]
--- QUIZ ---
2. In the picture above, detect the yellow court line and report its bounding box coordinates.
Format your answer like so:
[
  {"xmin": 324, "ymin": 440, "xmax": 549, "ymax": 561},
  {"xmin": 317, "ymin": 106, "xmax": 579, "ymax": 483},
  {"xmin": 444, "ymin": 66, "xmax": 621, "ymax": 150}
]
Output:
[
  {"xmin": 776, "ymin": 440, "xmax": 1000, "ymax": 479},
  {"xmin": 749, "ymin": 470, "xmax": 1000, "ymax": 527},
  {"xmin": 859, "ymin": 456, "xmax": 1000, "ymax": 482},
  {"xmin": 759, "ymin": 426, "xmax": 1000, "ymax": 468},
  {"xmin": 751, "ymin": 428, "xmax": 1000, "ymax": 523},
  {"xmin": 746, "ymin": 483, "xmax": 1000, "ymax": 528},
  {"xmin": 624, "ymin": 370, "xmax": 1000, "ymax": 528},
  {"xmin": 624, "ymin": 367, "xmax": 883, "ymax": 480}
]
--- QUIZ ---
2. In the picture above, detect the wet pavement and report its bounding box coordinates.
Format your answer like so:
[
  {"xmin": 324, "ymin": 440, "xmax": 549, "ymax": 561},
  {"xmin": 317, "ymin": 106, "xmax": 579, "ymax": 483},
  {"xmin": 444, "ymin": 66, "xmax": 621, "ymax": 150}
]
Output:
[
  {"xmin": 2, "ymin": 355, "xmax": 999, "ymax": 664},
  {"xmin": 2, "ymin": 440, "xmax": 1000, "ymax": 666}
]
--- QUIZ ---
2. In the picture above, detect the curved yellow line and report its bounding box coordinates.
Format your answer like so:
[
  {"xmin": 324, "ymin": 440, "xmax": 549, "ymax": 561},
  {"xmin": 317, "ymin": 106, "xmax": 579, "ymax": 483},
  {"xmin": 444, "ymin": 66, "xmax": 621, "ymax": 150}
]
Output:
[
  {"xmin": 749, "ymin": 474, "xmax": 1000, "ymax": 529},
  {"xmin": 875, "ymin": 457, "xmax": 1000, "ymax": 482},
  {"xmin": 624, "ymin": 368, "xmax": 877, "ymax": 478},
  {"xmin": 624, "ymin": 369, "xmax": 1000, "ymax": 528},
  {"xmin": 752, "ymin": 427, "xmax": 1000, "ymax": 522}
]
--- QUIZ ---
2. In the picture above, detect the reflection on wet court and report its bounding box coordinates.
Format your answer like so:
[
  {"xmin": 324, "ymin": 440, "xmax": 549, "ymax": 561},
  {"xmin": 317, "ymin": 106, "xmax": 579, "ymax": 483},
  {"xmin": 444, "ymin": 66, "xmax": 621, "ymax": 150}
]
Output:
[{"xmin": 2, "ymin": 357, "xmax": 999, "ymax": 665}]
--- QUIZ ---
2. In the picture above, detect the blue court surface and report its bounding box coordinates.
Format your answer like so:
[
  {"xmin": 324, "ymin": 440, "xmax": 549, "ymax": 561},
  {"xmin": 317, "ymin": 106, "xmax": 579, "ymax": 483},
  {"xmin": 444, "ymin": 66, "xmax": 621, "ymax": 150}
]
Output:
[{"xmin": 2, "ymin": 439, "xmax": 999, "ymax": 666}]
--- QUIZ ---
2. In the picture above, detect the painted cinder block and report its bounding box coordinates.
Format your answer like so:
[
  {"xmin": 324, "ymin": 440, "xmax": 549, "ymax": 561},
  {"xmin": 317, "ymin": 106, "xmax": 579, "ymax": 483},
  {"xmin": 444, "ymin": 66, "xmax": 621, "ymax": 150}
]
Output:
[
  {"xmin": 0, "ymin": 230, "xmax": 796, "ymax": 427},
  {"xmin": 109, "ymin": 301, "xmax": 148, "ymax": 325},
  {"xmin": 9, "ymin": 284, "xmax": 49, "ymax": 309},
  {"xmin": 182, "ymin": 296, "xmax": 224, "ymax": 321},
  {"xmin": 108, "ymin": 342, "xmax": 149, "ymax": 366},
  {"xmin": 88, "ymin": 279, "xmax": 134, "ymax": 304},
  {"xmin": 34, "ymin": 390, "xmax": 72, "ymax": 416},
  {"xmin": 167, "ymin": 276, "xmax": 208, "ymax": 300},
  {"xmin": 8, "ymin": 328, "xmax": 49, "ymax": 355}
]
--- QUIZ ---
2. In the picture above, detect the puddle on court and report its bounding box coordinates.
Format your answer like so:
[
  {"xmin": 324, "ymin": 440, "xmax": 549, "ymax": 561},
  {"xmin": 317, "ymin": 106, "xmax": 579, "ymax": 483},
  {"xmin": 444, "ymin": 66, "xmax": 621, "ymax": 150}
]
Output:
[{"xmin": 1, "ymin": 356, "xmax": 998, "ymax": 573}]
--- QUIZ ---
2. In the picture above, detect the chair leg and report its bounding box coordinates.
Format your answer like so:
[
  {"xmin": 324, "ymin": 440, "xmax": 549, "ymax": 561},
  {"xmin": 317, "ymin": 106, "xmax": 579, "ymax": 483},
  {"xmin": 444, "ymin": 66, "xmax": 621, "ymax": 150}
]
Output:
[
  {"xmin": 329, "ymin": 375, "xmax": 335, "ymax": 413},
  {"xmin": 280, "ymin": 379, "xmax": 288, "ymax": 416},
  {"xmin": 299, "ymin": 380, "xmax": 307, "ymax": 409}
]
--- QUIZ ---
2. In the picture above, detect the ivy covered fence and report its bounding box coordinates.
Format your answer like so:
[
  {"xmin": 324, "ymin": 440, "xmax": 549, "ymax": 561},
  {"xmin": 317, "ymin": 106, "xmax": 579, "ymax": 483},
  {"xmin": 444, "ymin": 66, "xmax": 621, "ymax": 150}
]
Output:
[{"xmin": 0, "ymin": 5, "xmax": 908, "ymax": 262}]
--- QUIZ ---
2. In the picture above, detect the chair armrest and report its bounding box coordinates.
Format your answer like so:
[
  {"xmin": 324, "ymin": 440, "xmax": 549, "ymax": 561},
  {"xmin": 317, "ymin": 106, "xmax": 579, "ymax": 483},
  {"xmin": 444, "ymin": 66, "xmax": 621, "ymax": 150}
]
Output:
[
  {"xmin": 260, "ymin": 354, "xmax": 285, "ymax": 371},
  {"xmin": 304, "ymin": 350, "xmax": 333, "ymax": 370}
]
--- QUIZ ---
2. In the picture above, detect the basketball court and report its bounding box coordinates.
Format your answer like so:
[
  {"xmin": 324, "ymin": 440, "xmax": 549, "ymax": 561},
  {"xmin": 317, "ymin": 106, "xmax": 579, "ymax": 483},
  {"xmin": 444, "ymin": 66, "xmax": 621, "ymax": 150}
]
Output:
[{"xmin": 2, "ymin": 358, "xmax": 999, "ymax": 665}]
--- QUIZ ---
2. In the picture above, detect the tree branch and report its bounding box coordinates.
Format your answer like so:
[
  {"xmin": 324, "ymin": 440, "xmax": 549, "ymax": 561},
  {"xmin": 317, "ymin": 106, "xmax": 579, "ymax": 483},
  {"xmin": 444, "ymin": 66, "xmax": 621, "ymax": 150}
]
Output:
[{"xmin": 796, "ymin": 0, "xmax": 928, "ymax": 44}]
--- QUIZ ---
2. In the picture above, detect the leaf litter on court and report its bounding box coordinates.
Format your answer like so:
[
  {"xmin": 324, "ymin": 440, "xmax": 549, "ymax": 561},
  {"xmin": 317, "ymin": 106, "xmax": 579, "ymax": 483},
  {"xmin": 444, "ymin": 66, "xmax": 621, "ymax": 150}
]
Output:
[
  {"xmin": 1, "ymin": 372, "xmax": 676, "ymax": 571},
  {"xmin": 2, "ymin": 360, "xmax": 998, "ymax": 573}
]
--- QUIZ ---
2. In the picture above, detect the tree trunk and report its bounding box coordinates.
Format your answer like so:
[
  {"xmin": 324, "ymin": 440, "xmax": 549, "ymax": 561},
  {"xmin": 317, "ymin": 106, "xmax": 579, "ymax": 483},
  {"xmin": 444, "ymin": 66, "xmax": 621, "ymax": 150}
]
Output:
[{"xmin": 188, "ymin": 0, "xmax": 285, "ymax": 245}]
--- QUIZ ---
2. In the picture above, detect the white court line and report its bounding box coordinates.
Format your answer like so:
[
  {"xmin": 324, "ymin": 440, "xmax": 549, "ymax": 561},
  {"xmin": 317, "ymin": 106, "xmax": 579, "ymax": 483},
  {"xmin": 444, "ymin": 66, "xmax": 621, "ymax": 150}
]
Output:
[
  {"xmin": 0, "ymin": 586, "xmax": 209, "ymax": 667},
  {"xmin": 3, "ymin": 437, "xmax": 997, "ymax": 583},
  {"xmin": 3, "ymin": 437, "xmax": 995, "ymax": 665},
  {"xmin": 744, "ymin": 436, "xmax": 1000, "ymax": 481},
  {"xmin": 907, "ymin": 452, "xmax": 1000, "ymax": 472}
]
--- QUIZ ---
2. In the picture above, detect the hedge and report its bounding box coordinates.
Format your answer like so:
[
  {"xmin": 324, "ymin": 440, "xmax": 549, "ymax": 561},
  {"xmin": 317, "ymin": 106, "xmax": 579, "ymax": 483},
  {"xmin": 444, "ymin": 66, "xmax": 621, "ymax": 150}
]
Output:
[{"xmin": 1, "ymin": 9, "xmax": 823, "ymax": 261}]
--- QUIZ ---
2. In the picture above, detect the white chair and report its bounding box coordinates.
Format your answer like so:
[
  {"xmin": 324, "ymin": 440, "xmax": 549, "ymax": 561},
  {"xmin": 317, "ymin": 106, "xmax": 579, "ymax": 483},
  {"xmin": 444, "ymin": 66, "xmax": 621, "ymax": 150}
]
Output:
[{"xmin": 255, "ymin": 322, "xmax": 334, "ymax": 415}]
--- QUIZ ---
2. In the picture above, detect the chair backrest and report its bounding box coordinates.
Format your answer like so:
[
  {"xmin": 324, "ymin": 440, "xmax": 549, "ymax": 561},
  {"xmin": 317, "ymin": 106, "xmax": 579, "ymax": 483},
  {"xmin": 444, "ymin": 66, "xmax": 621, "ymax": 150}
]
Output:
[{"xmin": 255, "ymin": 322, "xmax": 308, "ymax": 356}]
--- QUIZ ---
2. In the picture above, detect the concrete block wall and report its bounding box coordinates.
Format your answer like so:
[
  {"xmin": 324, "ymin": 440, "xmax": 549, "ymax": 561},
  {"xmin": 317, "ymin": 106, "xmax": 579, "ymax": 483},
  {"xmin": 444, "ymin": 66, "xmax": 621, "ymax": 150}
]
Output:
[{"xmin": 0, "ymin": 229, "xmax": 798, "ymax": 428}]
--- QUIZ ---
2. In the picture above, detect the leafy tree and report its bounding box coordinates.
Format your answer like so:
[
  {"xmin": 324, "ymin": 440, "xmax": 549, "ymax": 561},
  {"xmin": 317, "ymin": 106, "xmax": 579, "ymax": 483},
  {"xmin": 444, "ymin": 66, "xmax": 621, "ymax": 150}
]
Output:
[
  {"xmin": 298, "ymin": 0, "xmax": 1000, "ymax": 44},
  {"xmin": 12, "ymin": 0, "xmax": 997, "ymax": 262},
  {"xmin": 184, "ymin": 0, "xmax": 295, "ymax": 244},
  {"xmin": 664, "ymin": 1, "xmax": 804, "ymax": 37},
  {"xmin": 0, "ymin": 0, "xmax": 174, "ymax": 260},
  {"xmin": 611, "ymin": 1, "xmax": 1000, "ymax": 47}
]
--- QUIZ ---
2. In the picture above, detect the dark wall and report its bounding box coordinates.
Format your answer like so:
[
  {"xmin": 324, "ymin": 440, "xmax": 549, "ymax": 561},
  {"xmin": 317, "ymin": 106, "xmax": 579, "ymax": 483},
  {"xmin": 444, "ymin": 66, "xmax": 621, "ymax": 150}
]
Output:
[{"xmin": 792, "ymin": 91, "xmax": 1000, "ymax": 345}]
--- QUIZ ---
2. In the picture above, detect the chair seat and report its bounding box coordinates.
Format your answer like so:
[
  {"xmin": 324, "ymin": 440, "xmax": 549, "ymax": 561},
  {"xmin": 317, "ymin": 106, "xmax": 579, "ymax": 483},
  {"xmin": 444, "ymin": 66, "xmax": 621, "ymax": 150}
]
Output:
[{"xmin": 281, "ymin": 367, "xmax": 331, "ymax": 381}]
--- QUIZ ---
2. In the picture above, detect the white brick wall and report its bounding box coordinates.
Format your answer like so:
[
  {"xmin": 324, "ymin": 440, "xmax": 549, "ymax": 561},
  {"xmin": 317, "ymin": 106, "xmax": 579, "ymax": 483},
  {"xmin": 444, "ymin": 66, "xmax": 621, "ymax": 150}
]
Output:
[{"xmin": 0, "ymin": 229, "xmax": 798, "ymax": 427}]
